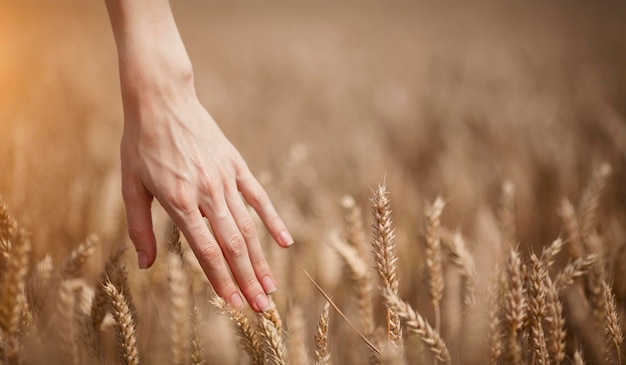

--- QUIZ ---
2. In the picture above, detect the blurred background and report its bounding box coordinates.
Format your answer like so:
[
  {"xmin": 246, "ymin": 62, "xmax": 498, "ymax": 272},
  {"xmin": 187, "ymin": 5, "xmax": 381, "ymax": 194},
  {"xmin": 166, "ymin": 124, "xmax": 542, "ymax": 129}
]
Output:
[{"xmin": 1, "ymin": 1, "xmax": 626, "ymax": 362}]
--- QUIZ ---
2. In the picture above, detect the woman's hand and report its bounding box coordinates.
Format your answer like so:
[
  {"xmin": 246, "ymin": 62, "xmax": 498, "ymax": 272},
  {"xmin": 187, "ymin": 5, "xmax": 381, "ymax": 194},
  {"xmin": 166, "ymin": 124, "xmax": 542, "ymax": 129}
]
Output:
[{"xmin": 106, "ymin": 0, "xmax": 292, "ymax": 312}]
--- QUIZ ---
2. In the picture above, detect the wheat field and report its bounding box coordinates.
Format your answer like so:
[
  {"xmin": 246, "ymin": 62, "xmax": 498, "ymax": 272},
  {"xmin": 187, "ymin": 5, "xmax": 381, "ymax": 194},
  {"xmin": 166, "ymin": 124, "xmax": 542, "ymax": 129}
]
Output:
[{"xmin": 1, "ymin": 1, "xmax": 626, "ymax": 364}]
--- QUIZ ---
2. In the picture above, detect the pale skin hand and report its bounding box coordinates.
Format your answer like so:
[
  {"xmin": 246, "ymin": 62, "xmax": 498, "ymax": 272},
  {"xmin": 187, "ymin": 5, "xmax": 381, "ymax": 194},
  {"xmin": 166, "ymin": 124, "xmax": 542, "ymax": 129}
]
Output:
[{"xmin": 105, "ymin": 0, "xmax": 293, "ymax": 312}]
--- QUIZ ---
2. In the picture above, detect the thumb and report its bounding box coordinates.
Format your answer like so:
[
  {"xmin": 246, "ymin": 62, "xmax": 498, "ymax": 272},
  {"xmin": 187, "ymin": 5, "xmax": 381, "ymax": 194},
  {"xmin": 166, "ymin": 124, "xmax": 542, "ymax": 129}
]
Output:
[{"xmin": 123, "ymin": 183, "xmax": 157, "ymax": 269}]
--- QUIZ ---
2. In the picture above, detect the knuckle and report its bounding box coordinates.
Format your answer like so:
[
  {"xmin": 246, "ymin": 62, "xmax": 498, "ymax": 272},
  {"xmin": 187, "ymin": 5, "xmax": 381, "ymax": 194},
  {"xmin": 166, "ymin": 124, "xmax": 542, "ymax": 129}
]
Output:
[
  {"xmin": 127, "ymin": 226, "xmax": 149, "ymax": 243},
  {"xmin": 240, "ymin": 219, "xmax": 257, "ymax": 238},
  {"xmin": 197, "ymin": 243, "xmax": 222, "ymax": 263},
  {"xmin": 165, "ymin": 185, "xmax": 195, "ymax": 214},
  {"xmin": 249, "ymin": 187, "xmax": 269, "ymax": 207},
  {"xmin": 224, "ymin": 234, "xmax": 247, "ymax": 258},
  {"xmin": 239, "ymin": 276, "xmax": 260, "ymax": 293}
]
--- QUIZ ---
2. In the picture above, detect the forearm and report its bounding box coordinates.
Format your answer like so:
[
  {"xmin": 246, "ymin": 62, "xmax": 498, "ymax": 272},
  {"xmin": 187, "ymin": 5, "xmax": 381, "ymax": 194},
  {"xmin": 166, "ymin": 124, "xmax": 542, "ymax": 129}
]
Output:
[{"xmin": 105, "ymin": 0, "xmax": 194, "ymax": 105}]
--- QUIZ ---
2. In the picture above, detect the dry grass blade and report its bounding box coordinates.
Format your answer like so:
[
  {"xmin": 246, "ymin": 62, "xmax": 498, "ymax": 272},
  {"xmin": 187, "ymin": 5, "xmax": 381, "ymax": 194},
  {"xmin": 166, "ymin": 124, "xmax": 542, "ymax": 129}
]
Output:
[
  {"xmin": 211, "ymin": 295, "xmax": 263, "ymax": 365},
  {"xmin": 382, "ymin": 287, "xmax": 451, "ymax": 365},
  {"xmin": 167, "ymin": 252, "xmax": 190, "ymax": 365},
  {"xmin": 301, "ymin": 266, "xmax": 383, "ymax": 360},
  {"xmin": 314, "ymin": 302, "xmax": 331, "ymax": 365},
  {"xmin": 370, "ymin": 182, "xmax": 402, "ymax": 347},
  {"xmin": 602, "ymin": 281, "xmax": 623, "ymax": 364},
  {"xmin": 424, "ymin": 197, "xmax": 445, "ymax": 333},
  {"xmin": 503, "ymin": 248, "xmax": 525, "ymax": 365},
  {"xmin": 103, "ymin": 281, "xmax": 140, "ymax": 365}
]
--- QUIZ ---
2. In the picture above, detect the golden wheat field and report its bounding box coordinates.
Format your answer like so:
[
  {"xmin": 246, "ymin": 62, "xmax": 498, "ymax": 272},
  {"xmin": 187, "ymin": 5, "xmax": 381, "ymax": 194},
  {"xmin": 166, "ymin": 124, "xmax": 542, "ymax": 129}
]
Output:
[{"xmin": 1, "ymin": 1, "xmax": 626, "ymax": 364}]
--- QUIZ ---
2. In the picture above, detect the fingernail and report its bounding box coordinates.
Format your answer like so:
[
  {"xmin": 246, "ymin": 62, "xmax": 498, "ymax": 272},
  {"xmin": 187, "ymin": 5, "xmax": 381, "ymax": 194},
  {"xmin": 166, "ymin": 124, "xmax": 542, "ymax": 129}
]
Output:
[
  {"xmin": 262, "ymin": 276, "xmax": 277, "ymax": 294},
  {"xmin": 255, "ymin": 293, "xmax": 271, "ymax": 312},
  {"xmin": 279, "ymin": 230, "xmax": 294, "ymax": 247},
  {"xmin": 230, "ymin": 293, "xmax": 244, "ymax": 309},
  {"xmin": 137, "ymin": 250, "xmax": 149, "ymax": 269}
]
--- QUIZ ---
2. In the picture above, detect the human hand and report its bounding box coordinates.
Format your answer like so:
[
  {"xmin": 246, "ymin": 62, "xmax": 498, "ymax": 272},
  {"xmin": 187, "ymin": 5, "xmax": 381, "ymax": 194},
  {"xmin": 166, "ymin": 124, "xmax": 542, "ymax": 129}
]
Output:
[{"xmin": 116, "ymin": 52, "xmax": 292, "ymax": 314}]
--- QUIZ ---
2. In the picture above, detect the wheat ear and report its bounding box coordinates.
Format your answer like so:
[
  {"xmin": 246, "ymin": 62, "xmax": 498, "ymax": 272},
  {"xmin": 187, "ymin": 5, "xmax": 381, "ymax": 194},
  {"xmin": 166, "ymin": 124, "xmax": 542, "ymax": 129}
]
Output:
[
  {"xmin": 382, "ymin": 287, "xmax": 451, "ymax": 365},
  {"xmin": 424, "ymin": 197, "xmax": 445, "ymax": 334},
  {"xmin": 329, "ymin": 232, "xmax": 376, "ymax": 337},
  {"xmin": 488, "ymin": 273, "xmax": 504, "ymax": 365},
  {"xmin": 440, "ymin": 229, "xmax": 477, "ymax": 312},
  {"xmin": 555, "ymin": 254, "xmax": 597, "ymax": 288},
  {"xmin": 103, "ymin": 281, "xmax": 140, "ymax": 365},
  {"xmin": 573, "ymin": 349, "xmax": 586, "ymax": 365},
  {"xmin": 527, "ymin": 253, "xmax": 550, "ymax": 365},
  {"xmin": 167, "ymin": 221, "xmax": 184, "ymax": 261},
  {"xmin": 190, "ymin": 306, "xmax": 206, "ymax": 365},
  {"xmin": 499, "ymin": 180, "xmax": 517, "ymax": 248},
  {"xmin": 59, "ymin": 235, "xmax": 97, "ymax": 279},
  {"xmin": 57, "ymin": 280, "xmax": 80, "ymax": 365},
  {"xmin": 558, "ymin": 198, "xmax": 584, "ymax": 259},
  {"xmin": 91, "ymin": 245, "xmax": 126, "ymax": 331},
  {"xmin": 545, "ymin": 277, "xmax": 566, "ymax": 365},
  {"xmin": 0, "ymin": 227, "xmax": 31, "ymax": 364},
  {"xmin": 258, "ymin": 312, "xmax": 287, "ymax": 365},
  {"xmin": 602, "ymin": 281, "xmax": 623, "ymax": 364},
  {"xmin": 540, "ymin": 238, "xmax": 565, "ymax": 269},
  {"xmin": 211, "ymin": 295, "xmax": 263, "ymax": 365},
  {"xmin": 578, "ymin": 163, "xmax": 611, "ymax": 249},
  {"xmin": 314, "ymin": 302, "xmax": 331, "ymax": 365},
  {"xmin": 370, "ymin": 182, "xmax": 402, "ymax": 347},
  {"xmin": 167, "ymin": 252, "xmax": 189, "ymax": 365},
  {"xmin": 503, "ymin": 248, "xmax": 525, "ymax": 365}
]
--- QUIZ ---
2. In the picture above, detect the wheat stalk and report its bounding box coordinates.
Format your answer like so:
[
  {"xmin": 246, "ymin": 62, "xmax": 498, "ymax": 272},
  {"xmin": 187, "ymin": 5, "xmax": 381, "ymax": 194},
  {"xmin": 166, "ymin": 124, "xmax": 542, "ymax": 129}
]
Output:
[
  {"xmin": 382, "ymin": 287, "xmax": 450, "ymax": 365},
  {"xmin": 167, "ymin": 221, "xmax": 184, "ymax": 261},
  {"xmin": 103, "ymin": 281, "xmax": 140, "ymax": 365},
  {"xmin": 370, "ymin": 182, "xmax": 402, "ymax": 347}
]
